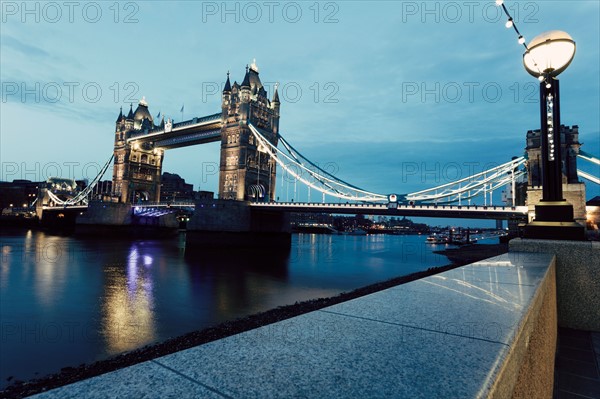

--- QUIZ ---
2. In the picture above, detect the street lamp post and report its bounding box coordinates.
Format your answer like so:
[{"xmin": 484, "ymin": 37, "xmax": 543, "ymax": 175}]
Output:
[{"xmin": 522, "ymin": 30, "xmax": 584, "ymax": 240}]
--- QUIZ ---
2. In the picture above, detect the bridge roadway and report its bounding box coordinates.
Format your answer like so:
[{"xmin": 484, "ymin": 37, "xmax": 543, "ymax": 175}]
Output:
[
  {"xmin": 128, "ymin": 201, "xmax": 528, "ymax": 220},
  {"xmin": 248, "ymin": 202, "xmax": 528, "ymax": 220},
  {"xmin": 42, "ymin": 202, "xmax": 529, "ymax": 219}
]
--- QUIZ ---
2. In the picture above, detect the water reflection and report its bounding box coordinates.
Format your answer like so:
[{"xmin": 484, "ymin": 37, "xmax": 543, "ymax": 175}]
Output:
[
  {"xmin": 1, "ymin": 230, "xmax": 454, "ymax": 388},
  {"xmin": 101, "ymin": 244, "xmax": 156, "ymax": 354},
  {"xmin": 32, "ymin": 234, "xmax": 70, "ymax": 308},
  {"xmin": 1, "ymin": 241, "xmax": 12, "ymax": 290},
  {"xmin": 184, "ymin": 248, "xmax": 290, "ymax": 320},
  {"xmin": 1, "ymin": 230, "xmax": 70, "ymax": 307}
]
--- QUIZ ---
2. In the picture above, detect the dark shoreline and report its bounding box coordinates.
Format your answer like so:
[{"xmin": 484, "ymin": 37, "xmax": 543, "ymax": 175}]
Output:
[
  {"xmin": 433, "ymin": 242, "xmax": 509, "ymax": 264},
  {"xmin": 1, "ymin": 243, "xmax": 508, "ymax": 399}
]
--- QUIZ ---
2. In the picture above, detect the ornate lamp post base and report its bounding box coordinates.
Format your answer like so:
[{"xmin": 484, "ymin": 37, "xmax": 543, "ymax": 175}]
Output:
[{"xmin": 524, "ymin": 201, "xmax": 585, "ymax": 240}]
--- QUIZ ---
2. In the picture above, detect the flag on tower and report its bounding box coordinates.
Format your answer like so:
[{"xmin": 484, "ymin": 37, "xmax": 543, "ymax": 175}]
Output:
[
  {"xmin": 156, "ymin": 111, "xmax": 161, "ymax": 119},
  {"xmin": 180, "ymin": 105, "xmax": 184, "ymax": 113}
]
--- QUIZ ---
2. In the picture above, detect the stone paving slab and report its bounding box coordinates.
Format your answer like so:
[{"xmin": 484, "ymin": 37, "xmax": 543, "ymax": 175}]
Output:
[
  {"xmin": 554, "ymin": 328, "xmax": 600, "ymax": 399},
  {"xmin": 323, "ymin": 260, "xmax": 548, "ymax": 345},
  {"xmin": 155, "ymin": 310, "xmax": 505, "ymax": 399},
  {"xmin": 30, "ymin": 360, "xmax": 226, "ymax": 399},
  {"xmin": 30, "ymin": 252, "xmax": 555, "ymax": 399}
]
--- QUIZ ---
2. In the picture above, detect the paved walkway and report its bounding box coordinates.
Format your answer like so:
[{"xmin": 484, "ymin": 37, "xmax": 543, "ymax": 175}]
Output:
[
  {"xmin": 29, "ymin": 253, "xmax": 553, "ymax": 398},
  {"xmin": 554, "ymin": 328, "xmax": 600, "ymax": 399}
]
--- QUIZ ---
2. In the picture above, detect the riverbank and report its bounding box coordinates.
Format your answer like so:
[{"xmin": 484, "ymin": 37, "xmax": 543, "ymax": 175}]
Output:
[
  {"xmin": 1, "ymin": 242, "xmax": 508, "ymax": 399},
  {"xmin": 433, "ymin": 242, "xmax": 509, "ymax": 265}
]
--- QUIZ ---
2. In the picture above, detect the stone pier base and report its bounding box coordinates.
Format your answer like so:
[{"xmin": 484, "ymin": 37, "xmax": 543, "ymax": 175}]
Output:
[
  {"xmin": 75, "ymin": 201, "xmax": 178, "ymax": 237},
  {"xmin": 186, "ymin": 200, "xmax": 291, "ymax": 250}
]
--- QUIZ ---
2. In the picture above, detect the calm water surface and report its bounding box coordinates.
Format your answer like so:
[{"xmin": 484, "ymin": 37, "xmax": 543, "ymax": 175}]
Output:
[{"xmin": 1, "ymin": 228, "xmax": 461, "ymax": 387}]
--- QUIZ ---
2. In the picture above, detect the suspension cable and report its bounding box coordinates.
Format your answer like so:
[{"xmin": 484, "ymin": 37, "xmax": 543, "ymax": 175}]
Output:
[
  {"xmin": 45, "ymin": 154, "xmax": 114, "ymax": 206},
  {"xmin": 249, "ymin": 124, "xmax": 387, "ymax": 201}
]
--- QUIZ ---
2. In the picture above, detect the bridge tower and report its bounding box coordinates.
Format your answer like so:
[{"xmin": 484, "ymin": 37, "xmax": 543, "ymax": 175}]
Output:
[
  {"xmin": 526, "ymin": 124, "xmax": 581, "ymax": 187},
  {"xmin": 112, "ymin": 98, "xmax": 164, "ymax": 203},
  {"xmin": 525, "ymin": 124, "xmax": 586, "ymax": 224},
  {"xmin": 219, "ymin": 62, "xmax": 280, "ymax": 201}
]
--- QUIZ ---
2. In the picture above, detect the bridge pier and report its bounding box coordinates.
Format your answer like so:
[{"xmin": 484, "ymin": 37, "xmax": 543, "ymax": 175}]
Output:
[
  {"xmin": 37, "ymin": 207, "xmax": 80, "ymax": 231},
  {"xmin": 75, "ymin": 201, "xmax": 179, "ymax": 237},
  {"xmin": 186, "ymin": 199, "xmax": 291, "ymax": 250}
]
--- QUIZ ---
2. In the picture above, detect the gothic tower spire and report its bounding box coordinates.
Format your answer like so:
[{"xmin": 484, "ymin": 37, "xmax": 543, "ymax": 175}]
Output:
[
  {"xmin": 223, "ymin": 71, "xmax": 231, "ymax": 93},
  {"xmin": 241, "ymin": 65, "xmax": 251, "ymax": 89},
  {"xmin": 116, "ymin": 106, "xmax": 124, "ymax": 123},
  {"xmin": 272, "ymin": 83, "xmax": 280, "ymax": 104},
  {"xmin": 126, "ymin": 103, "xmax": 134, "ymax": 120}
]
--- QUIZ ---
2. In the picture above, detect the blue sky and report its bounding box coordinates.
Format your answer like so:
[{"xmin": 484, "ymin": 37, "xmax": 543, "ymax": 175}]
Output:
[{"xmin": 1, "ymin": 0, "xmax": 599, "ymax": 220}]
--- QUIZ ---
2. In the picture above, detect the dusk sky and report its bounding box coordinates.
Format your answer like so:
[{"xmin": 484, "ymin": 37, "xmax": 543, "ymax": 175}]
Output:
[{"xmin": 1, "ymin": 0, "xmax": 599, "ymax": 218}]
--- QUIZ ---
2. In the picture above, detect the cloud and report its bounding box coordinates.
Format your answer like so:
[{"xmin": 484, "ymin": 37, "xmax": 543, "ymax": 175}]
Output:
[{"xmin": 1, "ymin": 35, "xmax": 50, "ymax": 58}]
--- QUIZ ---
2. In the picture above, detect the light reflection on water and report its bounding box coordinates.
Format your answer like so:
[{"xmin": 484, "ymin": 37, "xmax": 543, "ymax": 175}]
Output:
[
  {"xmin": 101, "ymin": 244, "xmax": 157, "ymax": 355},
  {"xmin": 0, "ymin": 229, "xmax": 461, "ymax": 388}
]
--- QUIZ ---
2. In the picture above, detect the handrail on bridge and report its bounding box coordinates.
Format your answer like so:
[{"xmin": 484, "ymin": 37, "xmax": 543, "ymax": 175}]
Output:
[
  {"xmin": 249, "ymin": 201, "xmax": 528, "ymax": 213},
  {"xmin": 171, "ymin": 112, "xmax": 222, "ymax": 130},
  {"xmin": 134, "ymin": 201, "xmax": 196, "ymax": 207}
]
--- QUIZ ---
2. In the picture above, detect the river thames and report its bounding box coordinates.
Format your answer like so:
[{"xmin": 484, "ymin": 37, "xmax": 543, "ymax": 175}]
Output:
[{"xmin": 0, "ymin": 228, "xmax": 476, "ymax": 388}]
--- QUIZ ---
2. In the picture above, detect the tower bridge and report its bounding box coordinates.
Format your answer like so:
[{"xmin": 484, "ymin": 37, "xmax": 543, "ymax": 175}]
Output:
[
  {"xmin": 112, "ymin": 62, "xmax": 279, "ymax": 204},
  {"xmin": 36, "ymin": 61, "xmax": 599, "ymax": 241},
  {"xmin": 105, "ymin": 62, "xmax": 537, "ymax": 209}
]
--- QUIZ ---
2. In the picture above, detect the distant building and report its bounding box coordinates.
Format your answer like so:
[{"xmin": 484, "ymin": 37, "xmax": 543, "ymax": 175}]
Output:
[
  {"xmin": 291, "ymin": 212, "xmax": 334, "ymax": 225},
  {"xmin": 196, "ymin": 191, "xmax": 214, "ymax": 200},
  {"xmin": 587, "ymin": 196, "xmax": 600, "ymax": 234},
  {"xmin": 160, "ymin": 172, "xmax": 194, "ymax": 202},
  {"xmin": 502, "ymin": 181, "xmax": 527, "ymax": 206},
  {"xmin": 0, "ymin": 180, "xmax": 40, "ymax": 209}
]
